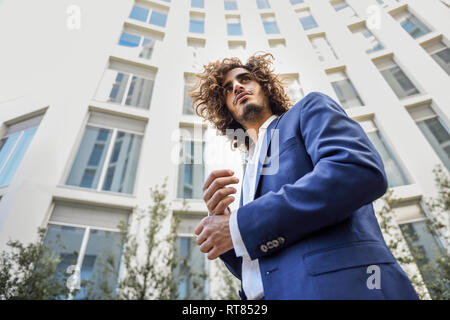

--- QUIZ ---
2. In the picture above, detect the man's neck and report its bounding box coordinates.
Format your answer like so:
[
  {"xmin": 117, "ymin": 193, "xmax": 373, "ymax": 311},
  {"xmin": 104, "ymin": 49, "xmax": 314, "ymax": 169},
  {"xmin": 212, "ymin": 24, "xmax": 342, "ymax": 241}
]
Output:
[{"xmin": 244, "ymin": 113, "xmax": 274, "ymax": 144}]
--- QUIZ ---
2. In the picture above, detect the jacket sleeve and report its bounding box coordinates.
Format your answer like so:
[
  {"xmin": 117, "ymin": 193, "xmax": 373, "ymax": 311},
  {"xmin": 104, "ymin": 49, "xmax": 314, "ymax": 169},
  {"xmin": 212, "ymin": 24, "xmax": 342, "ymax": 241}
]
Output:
[
  {"xmin": 235, "ymin": 92, "xmax": 388, "ymax": 260},
  {"xmin": 219, "ymin": 249, "xmax": 242, "ymax": 280}
]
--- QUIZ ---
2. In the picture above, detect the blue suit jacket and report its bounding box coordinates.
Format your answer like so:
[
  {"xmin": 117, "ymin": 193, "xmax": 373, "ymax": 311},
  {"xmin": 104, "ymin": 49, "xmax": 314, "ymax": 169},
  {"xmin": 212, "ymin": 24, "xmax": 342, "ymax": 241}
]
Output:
[{"xmin": 220, "ymin": 92, "xmax": 418, "ymax": 300}]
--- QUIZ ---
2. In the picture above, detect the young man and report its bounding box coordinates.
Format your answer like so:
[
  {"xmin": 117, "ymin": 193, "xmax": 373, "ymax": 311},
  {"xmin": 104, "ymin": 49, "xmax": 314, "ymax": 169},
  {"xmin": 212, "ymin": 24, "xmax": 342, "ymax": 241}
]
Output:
[{"xmin": 192, "ymin": 53, "xmax": 418, "ymax": 300}]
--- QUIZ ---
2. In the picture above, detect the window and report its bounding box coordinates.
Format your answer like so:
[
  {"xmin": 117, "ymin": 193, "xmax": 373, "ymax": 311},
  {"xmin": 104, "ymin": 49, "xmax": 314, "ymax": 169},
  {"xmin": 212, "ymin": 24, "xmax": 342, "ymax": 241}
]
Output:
[
  {"xmin": 183, "ymin": 75, "xmax": 195, "ymax": 115},
  {"xmin": 423, "ymin": 40, "xmax": 450, "ymax": 76},
  {"xmin": 95, "ymin": 60, "xmax": 155, "ymax": 109},
  {"xmin": 290, "ymin": 0, "xmax": 304, "ymax": 5},
  {"xmin": 191, "ymin": 0, "xmax": 204, "ymax": 9},
  {"xmin": 227, "ymin": 16, "xmax": 242, "ymax": 36},
  {"xmin": 374, "ymin": 57, "xmax": 420, "ymax": 99},
  {"xmin": 360, "ymin": 120, "xmax": 409, "ymax": 188},
  {"xmin": 189, "ymin": 13, "xmax": 205, "ymax": 34},
  {"xmin": 280, "ymin": 74, "xmax": 304, "ymax": 104},
  {"xmin": 43, "ymin": 202, "xmax": 129, "ymax": 300},
  {"xmin": 177, "ymin": 126, "xmax": 205, "ymax": 199},
  {"xmin": 393, "ymin": 201, "xmax": 446, "ymax": 297},
  {"xmin": 331, "ymin": 0, "xmax": 358, "ymax": 19},
  {"xmin": 261, "ymin": 15, "xmax": 280, "ymax": 34},
  {"xmin": 129, "ymin": 4, "xmax": 168, "ymax": 28},
  {"xmin": 408, "ymin": 103, "xmax": 450, "ymax": 171},
  {"xmin": 376, "ymin": 0, "xmax": 400, "ymax": 7},
  {"xmin": 350, "ymin": 24, "xmax": 384, "ymax": 53},
  {"xmin": 328, "ymin": 70, "xmax": 364, "ymax": 109},
  {"xmin": 118, "ymin": 28, "xmax": 162, "ymax": 60},
  {"xmin": 0, "ymin": 116, "xmax": 42, "ymax": 187},
  {"xmin": 66, "ymin": 112, "xmax": 145, "ymax": 194},
  {"xmin": 298, "ymin": 9, "xmax": 318, "ymax": 30},
  {"xmin": 392, "ymin": 10, "xmax": 431, "ymax": 39},
  {"xmin": 224, "ymin": 0, "xmax": 238, "ymax": 10},
  {"xmin": 175, "ymin": 236, "xmax": 206, "ymax": 299},
  {"xmin": 310, "ymin": 34, "xmax": 339, "ymax": 63},
  {"xmin": 256, "ymin": 0, "xmax": 271, "ymax": 9}
]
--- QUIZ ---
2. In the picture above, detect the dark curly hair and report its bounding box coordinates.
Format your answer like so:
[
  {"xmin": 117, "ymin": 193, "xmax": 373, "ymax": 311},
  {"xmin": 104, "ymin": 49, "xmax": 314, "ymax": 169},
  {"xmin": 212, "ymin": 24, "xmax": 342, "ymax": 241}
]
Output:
[{"xmin": 189, "ymin": 53, "xmax": 292, "ymax": 150}]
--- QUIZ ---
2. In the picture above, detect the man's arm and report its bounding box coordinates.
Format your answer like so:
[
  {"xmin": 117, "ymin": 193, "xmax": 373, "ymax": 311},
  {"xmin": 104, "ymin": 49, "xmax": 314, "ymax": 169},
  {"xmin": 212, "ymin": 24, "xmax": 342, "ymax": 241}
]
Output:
[{"xmin": 235, "ymin": 92, "xmax": 388, "ymax": 260}]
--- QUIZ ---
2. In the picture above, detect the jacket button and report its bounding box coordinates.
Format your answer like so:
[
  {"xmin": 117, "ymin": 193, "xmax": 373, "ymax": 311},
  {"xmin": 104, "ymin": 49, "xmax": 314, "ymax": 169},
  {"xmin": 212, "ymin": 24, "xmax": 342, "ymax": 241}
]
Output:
[
  {"xmin": 278, "ymin": 237, "xmax": 285, "ymax": 244},
  {"xmin": 260, "ymin": 244, "xmax": 268, "ymax": 252},
  {"xmin": 273, "ymin": 239, "xmax": 279, "ymax": 247},
  {"xmin": 267, "ymin": 241, "xmax": 274, "ymax": 249}
]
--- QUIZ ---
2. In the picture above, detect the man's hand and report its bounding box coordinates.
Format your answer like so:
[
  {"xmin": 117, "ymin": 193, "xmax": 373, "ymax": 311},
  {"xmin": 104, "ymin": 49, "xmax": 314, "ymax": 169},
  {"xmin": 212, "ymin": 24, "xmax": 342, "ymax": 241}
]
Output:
[
  {"xmin": 195, "ymin": 214, "xmax": 233, "ymax": 260},
  {"xmin": 203, "ymin": 169, "xmax": 239, "ymax": 215}
]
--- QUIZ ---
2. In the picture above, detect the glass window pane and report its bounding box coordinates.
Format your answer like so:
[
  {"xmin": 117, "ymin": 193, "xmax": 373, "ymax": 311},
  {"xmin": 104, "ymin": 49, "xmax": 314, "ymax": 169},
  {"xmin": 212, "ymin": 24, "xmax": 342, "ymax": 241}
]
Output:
[
  {"xmin": 257, "ymin": 0, "xmax": 271, "ymax": 9},
  {"xmin": 149, "ymin": 11, "xmax": 167, "ymax": 27},
  {"xmin": 401, "ymin": 16, "xmax": 431, "ymax": 39},
  {"xmin": 191, "ymin": 0, "xmax": 204, "ymax": 8},
  {"xmin": 227, "ymin": 23, "xmax": 242, "ymax": 36},
  {"xmin": 263, "ymin": 21, "xmax": 280, "ymax": 34},
  {"xmin": 183, "ymin": 83, "xmax": 194, "ymax": 115},
  {"xmin": 290, "ymin": 0, "xmax": 304, "ymax": 4},
  {"xmin": 190, "ymin": 19, "xmax": 205, "ymax": 34},
  {"xmin": 417, "ymin": 117, "xmax": 450, "ymax": 171},
  {"xmin": 118, "ymin": 32, "xmax": 141, "ymax": 47},
  {"xmin": 0, "ymin": 127, "xmax": 37, "ymax": 187},
  {"xmin": 224, "ymin": 0, "xmax": 238, "ymax": 10},
  {"xmin": 400, "ymin": 221, "xmax": 445, "ymax": 296},
  {"xmin": 331, "ymin": 79, "xmax": 363, "ymax": 109},
  {"xmin": 101, "ymin": 131, "xmax": 143, "ymax": 194},
  {"xmin": 432, "ymin": 48, "xmax": 450, "ymax": 76},
  {"xmin": 0, "ymin": 133, "xmax": 20, "ymax": 175},
  {"xmin": 76, "ymin": 229, "xmax": 123, "ymax": 300},
  {"xmin": 177, "ymin": 141, "xmax": 204, "ymax": 199},
  {"xmin": 175, "ymin": 237, "xmax": 205, "ymax": 299},
  {"xmin": 129, "ymin": 6, "xmax": 149, "ymax": 22},
  {"xmin": 367, "ymin": 131, "xmax": 409, "ymax": 188},
  {"xmin": 380, "ymin": 66, "xmax": 419, "ymax": 99},
  {"xmin": 66, "ymin": 127, "xmax": 112, "ymax": 190},
  {"xmin": 43, "ymin": 224, "xmax": 85, "ymax": 296},
  {"xmin": 300, "ymin": 16, "xmax": 318, "ymax": 30},
  {"xmin": 124, "ymin": 75, "xmax": 154, "ymax": 109},
  {"xmin": 139, "ymin": 38, "xmax": 154, "ymax": 59},
  {"xmin": 106, "ymin": 72, "xmax": 130, "ymax": 104}
]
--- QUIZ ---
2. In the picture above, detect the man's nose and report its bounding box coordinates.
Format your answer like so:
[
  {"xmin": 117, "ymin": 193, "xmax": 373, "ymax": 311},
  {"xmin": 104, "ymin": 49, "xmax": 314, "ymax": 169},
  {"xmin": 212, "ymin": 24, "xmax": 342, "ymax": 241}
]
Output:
[{"xmin": 233, "ymin": 80, "xmax": 245, "ymax": 95}]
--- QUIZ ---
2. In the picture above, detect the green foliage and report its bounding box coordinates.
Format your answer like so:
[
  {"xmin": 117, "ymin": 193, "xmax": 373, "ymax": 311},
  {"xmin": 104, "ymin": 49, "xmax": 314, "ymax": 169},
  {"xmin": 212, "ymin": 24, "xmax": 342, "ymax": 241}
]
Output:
[
  {"xmin": 0, "ymin": 228, "xmax": 76, "ymax": 300},
  {"xmin": 214, "ymin": 260, "xmax": 240, "ymax": 300}
]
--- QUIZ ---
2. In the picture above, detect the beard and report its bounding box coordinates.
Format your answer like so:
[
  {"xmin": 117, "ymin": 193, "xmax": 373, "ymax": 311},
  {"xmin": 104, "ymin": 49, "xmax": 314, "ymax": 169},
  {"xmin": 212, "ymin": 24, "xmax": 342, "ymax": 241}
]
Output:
[{"xmin": 240, "ymin": 102, "xmax": 265, "ymax": 123}]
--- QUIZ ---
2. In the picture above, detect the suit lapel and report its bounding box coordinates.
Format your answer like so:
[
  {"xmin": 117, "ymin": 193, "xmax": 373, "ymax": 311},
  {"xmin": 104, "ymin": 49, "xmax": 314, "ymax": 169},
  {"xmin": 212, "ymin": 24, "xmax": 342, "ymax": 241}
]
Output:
[{"xmin": 253, "ymin": 116, "xmax": 282, "ymax": 200}]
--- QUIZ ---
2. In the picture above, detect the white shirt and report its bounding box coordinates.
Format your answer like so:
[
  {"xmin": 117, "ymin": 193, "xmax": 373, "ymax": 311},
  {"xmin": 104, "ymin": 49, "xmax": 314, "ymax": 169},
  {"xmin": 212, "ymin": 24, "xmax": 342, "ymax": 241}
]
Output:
[{"xmin": 229, "ymin": 115, "xmax": 278, "ymax": 300}]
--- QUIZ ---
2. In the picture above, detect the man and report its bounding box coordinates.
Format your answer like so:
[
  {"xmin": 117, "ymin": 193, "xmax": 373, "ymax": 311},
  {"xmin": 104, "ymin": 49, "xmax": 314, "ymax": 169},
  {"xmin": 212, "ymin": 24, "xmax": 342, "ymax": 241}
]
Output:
[{"xmin": 191, "ymin": 53, "xmax": 418, "ymax": 300}]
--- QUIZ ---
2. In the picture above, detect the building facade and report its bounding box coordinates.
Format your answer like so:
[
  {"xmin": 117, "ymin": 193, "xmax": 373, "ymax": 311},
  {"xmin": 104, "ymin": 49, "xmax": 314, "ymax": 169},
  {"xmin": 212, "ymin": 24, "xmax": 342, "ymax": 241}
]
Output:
[{"xmin": 0, "ymin": 0, "xmax": 449, "ymax": 299}]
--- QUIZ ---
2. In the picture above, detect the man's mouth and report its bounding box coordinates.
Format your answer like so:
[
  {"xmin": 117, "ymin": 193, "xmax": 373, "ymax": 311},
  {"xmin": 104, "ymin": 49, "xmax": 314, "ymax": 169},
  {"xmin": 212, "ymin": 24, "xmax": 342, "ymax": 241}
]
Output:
[{"xmin": 235, "ymin": 92, "xmax": 250, "ymax": 105}]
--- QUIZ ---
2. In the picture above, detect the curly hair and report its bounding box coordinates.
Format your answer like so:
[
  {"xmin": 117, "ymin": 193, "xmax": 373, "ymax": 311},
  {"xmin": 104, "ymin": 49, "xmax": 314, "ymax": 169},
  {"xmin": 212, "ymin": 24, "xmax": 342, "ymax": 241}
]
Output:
[{"xmin": 189, "ymin": 53, "xmax": 292, "ymax": 150}]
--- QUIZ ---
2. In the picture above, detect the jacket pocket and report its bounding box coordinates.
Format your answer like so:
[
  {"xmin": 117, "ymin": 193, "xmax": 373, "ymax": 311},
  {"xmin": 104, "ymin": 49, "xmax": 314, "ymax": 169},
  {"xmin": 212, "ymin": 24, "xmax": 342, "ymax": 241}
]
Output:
[{"xmin": 303, "ymin": 241, "xmax": 395, "ymax": 276}]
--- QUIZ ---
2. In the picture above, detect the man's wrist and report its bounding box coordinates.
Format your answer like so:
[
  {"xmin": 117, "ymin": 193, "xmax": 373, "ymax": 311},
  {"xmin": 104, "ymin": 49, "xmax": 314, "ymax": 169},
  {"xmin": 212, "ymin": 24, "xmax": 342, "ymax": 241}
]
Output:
[{"xmin": 229, "ymin": 208, "xmax": 250, "ymax": 257}]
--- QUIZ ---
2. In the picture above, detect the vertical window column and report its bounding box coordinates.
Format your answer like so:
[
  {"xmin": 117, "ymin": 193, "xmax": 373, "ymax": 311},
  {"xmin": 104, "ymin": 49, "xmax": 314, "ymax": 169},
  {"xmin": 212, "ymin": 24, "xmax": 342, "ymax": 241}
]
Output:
[
  {"xmin": 327, "ymin": 69, "xmax": 364, "ymax": 109},
  {"xmin": 177, "ymin": 126, "xmax": 205, "ymax": 199},
  {"xmin": 359, "ymin": 119, "xmax": 410, "ymax": 188},
  {"xmin": 408, "ymin": 102, "xmax": 450, "ymax": 171},
  {"xmin": 422, "ymin": 39, "xmax": 450, "ymax": 76},
  {"xmin": 65, "ymin": 112, "xmax": 145, "ymax": 194},
  {"xmin": 374, "ymin": 57, "xmax": 420, "ymax": 100}
]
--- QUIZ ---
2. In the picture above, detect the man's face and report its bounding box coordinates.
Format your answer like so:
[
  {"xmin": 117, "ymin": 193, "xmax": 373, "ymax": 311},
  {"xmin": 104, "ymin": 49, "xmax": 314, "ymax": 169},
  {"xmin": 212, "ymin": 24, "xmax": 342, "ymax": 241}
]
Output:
[{"xmin": 222, "ymin": 67, "xmax": 270, "ymax": 126}]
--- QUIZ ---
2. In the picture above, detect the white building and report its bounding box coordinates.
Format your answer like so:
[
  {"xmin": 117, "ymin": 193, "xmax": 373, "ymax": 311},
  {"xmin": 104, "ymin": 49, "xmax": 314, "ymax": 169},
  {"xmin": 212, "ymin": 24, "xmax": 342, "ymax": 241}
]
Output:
[{"xmin": 0, "ymin": 0, "xmax": 449, "ymax": 299}]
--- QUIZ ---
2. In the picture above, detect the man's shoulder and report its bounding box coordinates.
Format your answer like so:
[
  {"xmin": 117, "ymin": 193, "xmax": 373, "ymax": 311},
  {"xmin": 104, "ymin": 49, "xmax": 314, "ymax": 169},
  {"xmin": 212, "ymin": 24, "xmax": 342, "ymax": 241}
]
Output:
[{"xmin": 292, "ymin": 92, "xmax": 332, "ymax": 110}]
